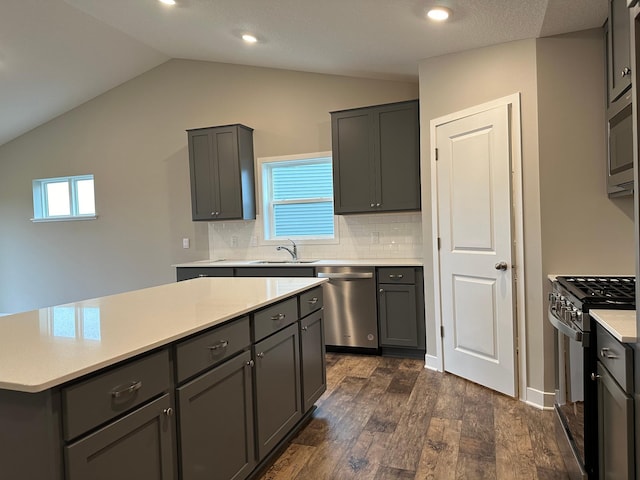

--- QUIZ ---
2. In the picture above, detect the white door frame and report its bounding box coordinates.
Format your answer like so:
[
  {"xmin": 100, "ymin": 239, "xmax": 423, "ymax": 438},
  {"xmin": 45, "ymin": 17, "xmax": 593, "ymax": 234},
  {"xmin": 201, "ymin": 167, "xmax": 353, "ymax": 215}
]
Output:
[{"xmin": 429, "ymin": 93, "xmax": 527, "ymax": 401}]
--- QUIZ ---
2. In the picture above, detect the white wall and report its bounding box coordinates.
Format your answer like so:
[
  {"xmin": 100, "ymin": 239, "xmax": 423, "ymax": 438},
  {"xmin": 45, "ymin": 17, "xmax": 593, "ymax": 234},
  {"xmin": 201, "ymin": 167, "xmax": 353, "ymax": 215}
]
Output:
[{"xmin": 0, "ymin": 59, "xmax": 418, "ymax": 313}]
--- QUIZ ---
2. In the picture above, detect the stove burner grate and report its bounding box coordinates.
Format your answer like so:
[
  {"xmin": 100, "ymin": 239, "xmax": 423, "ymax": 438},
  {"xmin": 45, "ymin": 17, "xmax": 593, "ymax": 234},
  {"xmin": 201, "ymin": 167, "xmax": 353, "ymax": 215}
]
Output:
[{"xmin": 560, "ymin": 276, "xmax": 635, "ymax": 305}]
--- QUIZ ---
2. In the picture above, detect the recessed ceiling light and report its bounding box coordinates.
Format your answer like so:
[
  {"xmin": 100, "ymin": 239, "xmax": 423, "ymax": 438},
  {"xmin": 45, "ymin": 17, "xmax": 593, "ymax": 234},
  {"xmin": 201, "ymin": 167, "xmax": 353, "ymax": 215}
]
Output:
[
  {"xmin": 158, "ymin": 0, "xmax": 176, "ymax": 5},
  {"xmin": 427, "ymin": 6, "xmax": 451, "ymax": 21},
  {"xmin": 242, "ymin": 34, "xmax": 258, "ymax": 44}
]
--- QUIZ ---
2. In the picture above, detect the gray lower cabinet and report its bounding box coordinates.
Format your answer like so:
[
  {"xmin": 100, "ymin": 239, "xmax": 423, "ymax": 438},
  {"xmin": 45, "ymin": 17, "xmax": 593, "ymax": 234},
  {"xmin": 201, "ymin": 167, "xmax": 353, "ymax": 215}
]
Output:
[
  {"xmin": 177, "ymin": 350, "xmax": 255, "ymax": 480},
  {"xmin": 65, "ymin": 393, "xmax": 175, "ymax": 480},
  {"xmin": 177, "ymin": 267, "xmax": 234, "ymax": 281},
  {"xmin": 300, "ymin": 309, "xmax": 326, "ymax": 412},
  {"xmin": 595, "ymin": 324, "xmax": 635, "ymax": 480},
  {"xmin": 254, "ymin": 323, "xmax": 302, "ymax": 460},
  {"xmin": 377, "ymin": 267, "xmax": 425, "ymax": 356},
  {"xmin": 235, "ymin": 267, "xmax": 315, "ymax": 277}
]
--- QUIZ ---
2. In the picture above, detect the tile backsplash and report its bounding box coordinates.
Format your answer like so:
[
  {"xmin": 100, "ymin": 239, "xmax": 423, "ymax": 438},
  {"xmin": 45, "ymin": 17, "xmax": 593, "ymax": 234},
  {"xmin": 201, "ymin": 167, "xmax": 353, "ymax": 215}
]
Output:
[{"xmin": 208, "ymin": 212, "xmax": 423, "ymax": 260}]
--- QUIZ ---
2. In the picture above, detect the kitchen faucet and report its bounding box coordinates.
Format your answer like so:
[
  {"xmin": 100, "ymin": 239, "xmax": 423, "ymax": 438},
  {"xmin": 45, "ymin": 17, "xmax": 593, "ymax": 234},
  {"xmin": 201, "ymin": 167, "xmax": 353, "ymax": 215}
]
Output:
[{"xmin": 276, "ymin": 239, "xmax": 298, "ymax": 261}]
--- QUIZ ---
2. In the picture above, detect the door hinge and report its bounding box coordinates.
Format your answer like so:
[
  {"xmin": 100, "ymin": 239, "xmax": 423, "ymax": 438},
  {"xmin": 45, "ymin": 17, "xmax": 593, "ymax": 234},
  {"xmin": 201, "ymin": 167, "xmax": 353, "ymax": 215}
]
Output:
[
  {"xmin": 440, "ymin": 325, "xmax": 444, "ymax": 338},
  {"xmin": 435, "ymin": 148, "xmax": 439, "ymax": 161}
]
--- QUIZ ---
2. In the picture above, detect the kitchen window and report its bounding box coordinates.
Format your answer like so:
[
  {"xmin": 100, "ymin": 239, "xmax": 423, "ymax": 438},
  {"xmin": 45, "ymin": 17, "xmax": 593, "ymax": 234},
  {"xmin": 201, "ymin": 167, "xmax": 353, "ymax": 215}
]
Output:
[
  {"xmin": 260, "ymin": 152, "xmax": 336, "ymax": 242},
  {"xmin": 32, "ymin": 174, "xmax": 96, "ymax": 222}
]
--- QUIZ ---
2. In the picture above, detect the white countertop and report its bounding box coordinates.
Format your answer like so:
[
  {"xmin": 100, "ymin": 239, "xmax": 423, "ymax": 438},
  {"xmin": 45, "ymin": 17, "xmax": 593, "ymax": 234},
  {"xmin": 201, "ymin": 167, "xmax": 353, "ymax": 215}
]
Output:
[
  {"xmin": 0, "ymin": 277, "xmax": 326, "ymax": 393},
  {"xmin": 590, "ymin": 309, "xmax": 637, "ymax": 343},
  {"xmin": 174, "ymin": 258, "xmax": 423, "ymax": 267}
]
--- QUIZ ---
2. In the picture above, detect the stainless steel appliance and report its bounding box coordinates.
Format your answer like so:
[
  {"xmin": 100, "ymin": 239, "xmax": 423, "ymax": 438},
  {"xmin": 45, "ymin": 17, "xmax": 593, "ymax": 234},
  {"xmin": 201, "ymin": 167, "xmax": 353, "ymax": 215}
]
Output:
[
  {"xmin": 607, "ymin": 91, "xmax": 634, "ymax": 196},
  {"xmin": 316, "ymin": 266, "xmax": 378, "ymax": 351},
  {"xmin": 548, "ymin": 276, "xmax": 636, "ymax": 479}
]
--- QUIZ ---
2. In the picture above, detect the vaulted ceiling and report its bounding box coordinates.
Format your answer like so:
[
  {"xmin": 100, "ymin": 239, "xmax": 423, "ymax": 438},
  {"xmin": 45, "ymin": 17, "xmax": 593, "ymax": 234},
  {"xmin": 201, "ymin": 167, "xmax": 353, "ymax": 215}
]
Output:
[{"xmin": 0, "ymin": 0, "xmax": 608, "ymax": 147}]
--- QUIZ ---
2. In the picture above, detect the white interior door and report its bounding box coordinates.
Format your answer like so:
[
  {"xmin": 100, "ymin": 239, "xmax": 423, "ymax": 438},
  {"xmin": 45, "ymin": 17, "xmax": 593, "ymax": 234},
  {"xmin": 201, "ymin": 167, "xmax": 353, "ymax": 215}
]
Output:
[{"xmin": 435, "ymin": 104, "xmax": 516, "ymax": 397}]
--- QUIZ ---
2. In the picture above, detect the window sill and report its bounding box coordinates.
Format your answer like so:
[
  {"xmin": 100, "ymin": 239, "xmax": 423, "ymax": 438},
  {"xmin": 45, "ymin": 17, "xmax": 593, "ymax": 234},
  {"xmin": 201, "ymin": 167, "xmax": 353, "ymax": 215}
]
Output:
[{"xmin": 31, "ymin": 215, "xmax": 98, "ymax": 223}]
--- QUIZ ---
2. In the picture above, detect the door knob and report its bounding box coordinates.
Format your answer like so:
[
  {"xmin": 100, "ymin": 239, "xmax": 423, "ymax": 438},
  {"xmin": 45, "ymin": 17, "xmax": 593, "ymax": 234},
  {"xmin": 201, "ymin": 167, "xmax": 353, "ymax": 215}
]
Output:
[{"xmin": 495, "ymin": 261, "xmax": 508, "ymax": 271}]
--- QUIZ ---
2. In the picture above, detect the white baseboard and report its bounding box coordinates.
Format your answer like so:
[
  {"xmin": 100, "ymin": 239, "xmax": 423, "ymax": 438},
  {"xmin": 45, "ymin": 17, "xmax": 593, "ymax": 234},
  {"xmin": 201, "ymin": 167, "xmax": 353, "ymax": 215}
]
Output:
[
  {"xmin": 424, "ymin": 354, "xmax": 441, "ymax": 371},
  {"xmin": 524, "ymin": 387, "xmax": 555, "ymax": 410}
]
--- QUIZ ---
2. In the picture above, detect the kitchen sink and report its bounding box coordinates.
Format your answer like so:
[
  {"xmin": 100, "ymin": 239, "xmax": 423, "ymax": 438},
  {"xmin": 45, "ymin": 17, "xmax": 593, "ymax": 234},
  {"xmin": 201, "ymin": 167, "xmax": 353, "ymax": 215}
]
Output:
[{"xmin": 250, "ymin": 260, "xmax": 318, "ymax": 264}]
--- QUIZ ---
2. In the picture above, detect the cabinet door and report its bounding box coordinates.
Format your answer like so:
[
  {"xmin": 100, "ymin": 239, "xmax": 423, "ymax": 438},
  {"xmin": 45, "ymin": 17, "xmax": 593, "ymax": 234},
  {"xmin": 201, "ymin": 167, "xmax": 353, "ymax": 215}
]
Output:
[
  {"xmin": 608, "ymin": 0, "xmax": 632, "ymax": 102},
  {"xmin": 212, "ymin": 126, "xmax": 243, "ymax": 220},
  {"xmin": 254, "ymin": 323, "xmax": 302, "ymax": 460},
  {"xmin": 177, "ymin": 351, "xmax": 255, "ymax": 480},
  {"xmin": 375, "ymin": 101, "xmax": 420, "ymax": 212},
  {"xmin": 597, "ymin": 362, "xmax": 634, "ymax": 480},
  {"xmin": 300, "ymin": 310, "xmax": 326, "ymax": 412},
  {"xmin": 188, "ymin": 130, "xmax": 216, "ymax": 221},
  {"xmin": 331, "ymin": 110, "xmax": 376, "ymax": 214},
  {"xmin": 378, "ymin": 284, "xmax": 419, "ymax": 348},
  {"xmin": 65, "ymin": 394, "xmax": 175, "ymax": 480}
]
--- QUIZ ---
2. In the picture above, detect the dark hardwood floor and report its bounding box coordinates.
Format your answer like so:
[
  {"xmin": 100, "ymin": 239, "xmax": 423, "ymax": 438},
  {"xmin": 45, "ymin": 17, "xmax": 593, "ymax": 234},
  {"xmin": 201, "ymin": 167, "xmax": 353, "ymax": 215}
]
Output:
[{"xmin": 258, "ymin": 353, "xmax": 575, "ymax": 480}]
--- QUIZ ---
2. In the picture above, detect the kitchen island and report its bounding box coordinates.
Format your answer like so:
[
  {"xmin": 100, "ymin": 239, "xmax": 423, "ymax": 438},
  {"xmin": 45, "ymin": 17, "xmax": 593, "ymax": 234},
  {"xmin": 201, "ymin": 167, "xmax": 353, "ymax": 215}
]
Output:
[{"xmin": 0, "ymin": 276, "xmax": 327, "ymax": 480}]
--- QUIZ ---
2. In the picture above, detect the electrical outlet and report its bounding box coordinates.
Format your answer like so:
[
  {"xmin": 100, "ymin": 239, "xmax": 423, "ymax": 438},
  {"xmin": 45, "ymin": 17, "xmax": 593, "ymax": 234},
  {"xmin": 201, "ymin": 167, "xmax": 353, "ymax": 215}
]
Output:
[
  {"xmin": 231, "ymin": 236, "xmax": 239, "ymax": 248},
  {"xmin": 182, "ymin": 238, "xmax": 190, "ymax": 249}
]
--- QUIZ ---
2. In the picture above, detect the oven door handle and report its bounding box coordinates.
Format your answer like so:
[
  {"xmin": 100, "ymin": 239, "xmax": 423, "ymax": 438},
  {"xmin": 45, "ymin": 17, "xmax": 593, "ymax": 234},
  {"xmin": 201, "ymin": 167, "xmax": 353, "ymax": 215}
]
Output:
[{"xmin": 547, "ymin": 304, "xmax": 583, "ymax": 343}]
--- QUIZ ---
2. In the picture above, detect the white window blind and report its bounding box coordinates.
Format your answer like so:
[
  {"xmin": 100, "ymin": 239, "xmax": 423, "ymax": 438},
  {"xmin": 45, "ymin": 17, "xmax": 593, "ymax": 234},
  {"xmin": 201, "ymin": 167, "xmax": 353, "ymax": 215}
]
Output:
[{"xmin": 262, "ymin": 155, "xmax": 335, "ymax": 240}]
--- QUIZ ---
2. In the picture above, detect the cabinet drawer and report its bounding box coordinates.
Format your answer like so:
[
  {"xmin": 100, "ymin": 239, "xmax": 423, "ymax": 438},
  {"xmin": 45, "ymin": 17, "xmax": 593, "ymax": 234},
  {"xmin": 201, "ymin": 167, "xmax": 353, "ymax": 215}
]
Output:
[
  {"xmin": 597, "ymin": 324, "xmax": 633, "ymax": 392},
  {"xmin": 62, "ymin": 349, "xmax": 171, "ymax": 441},
  {"xmin": 175, "ymin": 316, "xmax": 250, "ymax": 383},
  {"xmin": 176, "ymin": 267, "xmax": 234, "ymax": 281},
  {"xmin": 299, "ymin": 287, "xmax": 323, "ymax": 318},
  {"xmin": 378, "ymin": 267, "xmax": 415, "ymax": 284},
  {"xmin": 253, "ymin": 297, "xmax": 298, "ymax": 341}
]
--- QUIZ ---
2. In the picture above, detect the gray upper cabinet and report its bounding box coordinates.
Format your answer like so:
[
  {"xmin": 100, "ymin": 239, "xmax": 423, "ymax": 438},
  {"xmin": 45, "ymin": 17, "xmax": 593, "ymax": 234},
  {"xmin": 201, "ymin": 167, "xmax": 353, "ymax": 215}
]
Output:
[
  {"xmin": 607, "ymin": 0, "xmax": 632, "ymax": 104},
  {"xmin": 331, "ymin": 100, "xmax": 420, "ymax": 214},
  {"xmin": 187, "ymin": 124, "xmax": 256, "ymax": 221}
]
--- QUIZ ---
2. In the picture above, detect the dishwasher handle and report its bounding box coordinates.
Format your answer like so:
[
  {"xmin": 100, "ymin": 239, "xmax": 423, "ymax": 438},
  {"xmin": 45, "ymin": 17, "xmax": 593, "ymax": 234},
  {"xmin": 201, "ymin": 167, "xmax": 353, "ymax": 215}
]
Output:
[{"xmin": 317, "ymin": 272, "xmax": 374, "ymax": 280}]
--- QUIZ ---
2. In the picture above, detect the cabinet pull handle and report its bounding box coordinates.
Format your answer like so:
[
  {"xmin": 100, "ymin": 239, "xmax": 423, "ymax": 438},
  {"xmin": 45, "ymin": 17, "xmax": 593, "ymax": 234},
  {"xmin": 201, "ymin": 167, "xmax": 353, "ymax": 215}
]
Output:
[
  {"xmin": 389, "ymin": 274, "xmax": 404, "ymax": 279},
  {"xmin": 379, "ymin": 288, "xmax": 384, "ymax": 293},
  {"xmin": 622, "ymin": 67, "xmax": 632, "ymax": 77},
  {"xmin": 163, "ymin": 407, "xmax": 174, "ymax": 417},
  {"xmin": 370, "ymin": 203, "xmax": 375, "ymax": 208},
  {"xmin": 600, "ymin": 347, "xmax": 618, "ymax": 359},
  {"xmin": 111, "ymin": 380, "xmax": 143, "ymax": 398},
  {"xmin": 207, "ymin": 340, "xmax": 229, "ymax": 351},
  {"xmin": 301, "ymin": 326, "xmax": 309, "ymax": 331},
  {"xmin": 591, "ymin": 373, "xmax": 601, "ymax": 381},
  {"xmin": 307, "ymin": 297, "xmax": 318, "ymax": 305},
  {"xmin": 246, "ymin": 360, "xmax": 255, "ymax": 367},
  {"xmin": 271, "ymin": 313, "xmax": 286, "ymax": 321},
  {"xmin": 376, "ymin": 203, "xmax": 381, "ymax": 207},
  {"xmin": 256, "ymin": 352, "xmax": 265, "ymax": 358}
]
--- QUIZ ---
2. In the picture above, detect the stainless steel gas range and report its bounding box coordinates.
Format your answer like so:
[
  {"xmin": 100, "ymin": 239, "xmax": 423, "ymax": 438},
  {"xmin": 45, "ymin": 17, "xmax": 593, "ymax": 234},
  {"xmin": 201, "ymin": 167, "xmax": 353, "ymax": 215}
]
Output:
[{"xmin": 548, "ymin": 276, "xmax": 636, "ymax": 479}]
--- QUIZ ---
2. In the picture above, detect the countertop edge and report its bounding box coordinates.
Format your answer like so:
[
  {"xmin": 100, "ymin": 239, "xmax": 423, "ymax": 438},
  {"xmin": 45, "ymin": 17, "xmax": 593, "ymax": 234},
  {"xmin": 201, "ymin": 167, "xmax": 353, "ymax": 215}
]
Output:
[
  {"xmin": 173, "ymin": 258, "xmax": 424, "ymax": 268},
  {"xmin": 0, "ymin": 278, "xmax": 328, "ymax": 393},
  {"xmin": 590, "ymin": 309, "xmax": 637, "ymax": 343}
]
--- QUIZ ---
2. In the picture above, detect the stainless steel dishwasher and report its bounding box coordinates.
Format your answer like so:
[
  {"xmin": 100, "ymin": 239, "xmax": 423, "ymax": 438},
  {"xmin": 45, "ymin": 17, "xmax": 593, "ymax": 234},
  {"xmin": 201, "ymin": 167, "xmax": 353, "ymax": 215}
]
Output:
[{"xmin": 316, "ymin": 266, "xmax": 378, "ymax": 351}]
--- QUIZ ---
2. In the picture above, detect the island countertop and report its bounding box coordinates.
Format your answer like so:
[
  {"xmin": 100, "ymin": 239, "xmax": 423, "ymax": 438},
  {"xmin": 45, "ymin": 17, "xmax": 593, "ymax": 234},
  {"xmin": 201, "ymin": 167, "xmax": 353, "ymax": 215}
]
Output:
[{"xmin": 0, "ymin": 277, "xmax": 326, "ymax": 393}]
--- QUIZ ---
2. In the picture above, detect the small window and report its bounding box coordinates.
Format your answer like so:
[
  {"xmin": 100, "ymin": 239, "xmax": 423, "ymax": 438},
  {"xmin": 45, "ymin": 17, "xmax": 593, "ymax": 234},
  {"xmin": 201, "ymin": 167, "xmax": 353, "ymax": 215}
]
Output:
[
  {"xmin": 32, "ymin": 175, "xmax": 96, "ymax": 222},
  {"xmin": 261, "ymin": 153, "xmax": 336, "ymax": 242}
]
